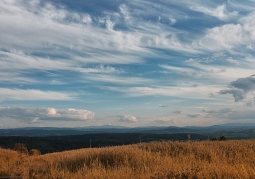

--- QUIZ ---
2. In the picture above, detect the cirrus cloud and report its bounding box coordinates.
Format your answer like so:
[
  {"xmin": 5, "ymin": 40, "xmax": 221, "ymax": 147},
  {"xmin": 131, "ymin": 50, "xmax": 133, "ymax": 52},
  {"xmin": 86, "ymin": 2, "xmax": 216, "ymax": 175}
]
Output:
[
  {"xmin": 0, "ymin": 88, "xmax": 75, "ymax": 101},
  {"xmin": 190, "ymin": 4, "xmax": 238, "ymax": 21}
]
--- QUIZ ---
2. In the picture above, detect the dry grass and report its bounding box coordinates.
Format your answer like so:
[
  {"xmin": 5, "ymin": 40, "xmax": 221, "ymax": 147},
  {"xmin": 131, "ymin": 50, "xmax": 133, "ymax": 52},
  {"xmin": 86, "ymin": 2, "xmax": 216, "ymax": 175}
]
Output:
[{"xmin": 1, "ymin": 140, "xmax": 255, "ymax": 178}]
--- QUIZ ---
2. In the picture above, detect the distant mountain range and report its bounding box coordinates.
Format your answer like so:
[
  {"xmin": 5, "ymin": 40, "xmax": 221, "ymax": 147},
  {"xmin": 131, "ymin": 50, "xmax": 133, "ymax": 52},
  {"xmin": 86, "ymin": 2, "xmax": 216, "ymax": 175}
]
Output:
[
  {"xmin": 1, "ymin": 123, "xmax": 255, "ymax": 139},
  {"xmin": 1, "ymin": 123, "xmax": 255, "ymax": 154}
]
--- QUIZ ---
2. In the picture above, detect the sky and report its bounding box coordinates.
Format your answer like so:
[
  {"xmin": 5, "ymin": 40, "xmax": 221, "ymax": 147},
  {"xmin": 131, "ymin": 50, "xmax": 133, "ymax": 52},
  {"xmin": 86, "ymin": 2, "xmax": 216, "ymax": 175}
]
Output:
[{"xmin": 0, "ymin": 0, "xmax": 255, "ymax": 128}]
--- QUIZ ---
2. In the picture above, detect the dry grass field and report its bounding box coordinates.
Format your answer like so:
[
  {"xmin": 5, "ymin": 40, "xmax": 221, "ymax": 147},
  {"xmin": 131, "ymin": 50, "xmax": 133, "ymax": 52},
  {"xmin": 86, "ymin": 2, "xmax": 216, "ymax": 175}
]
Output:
[{"xmin": 1, "ymin": 140, "xmax": 255, "ymax": 179}]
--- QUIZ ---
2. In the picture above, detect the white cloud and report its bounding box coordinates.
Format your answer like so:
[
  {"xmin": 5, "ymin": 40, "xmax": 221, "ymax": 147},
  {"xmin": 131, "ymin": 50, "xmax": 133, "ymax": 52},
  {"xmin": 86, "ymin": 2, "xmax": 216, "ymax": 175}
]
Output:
[
  {"xmin": 1, "ymin": 0, "xmax": 254, "ymax": 68},
  {"xmin": 197, "ymin": 24, "xmax": 244, "ymax": 50},
  {"xmin": 190, "ymin": 4, "xmax": 238, "ymax": 21},
  {"xmin": 0, "ymin": 88, "xmax": 75, "ymax": 101},
  {"xmin": 0, "ymin": 49, "xmax": 123, "ymax": 85},
  {"xmin": 212, "ymin": 52, "xmax": 226, "ymax": 59},
  {"xmin": 55, "ymin": 108, "xmax": 95, "ymax": 120},
  {"xmin": 159, "ymin": 64, "xmax": 229, "ymax": 81},
  {"xmin": 47, "ymin": 108, "xmax": 57, "ymax": 115},
  {"xmin": 86, "ymin": 75, "xmax": 153, "ymax": 85},
  {"xmin": 180, "ymin": 60, "xmax": 255, "ymax": 83},
  {"xmin": 246, "ymin": 44, "xmax": 254, "ymax": 50},
  {"xmin": 159, "ymin": 104, "xmax": 168, "ymax": 108},
  {"xmin": 119, "ymin": 114, "xmax": 137, "ymax": 123},
  {"xmin": 0, "ymin": 106, "xmax": 94, "ymax": 121},
  {"xmin": 1, "ymin": 0, "xmax": 253, "ymax": 80},
  {"xmin": 227, "ymin": 0, "xmax": 255, "ymax": 12},
  {"xmin": 195, "ymin": 12, "xmax": 255, "ymax": 52},
  {"xmin": 78, "ymin": 65, "xmax": 120, "ymax": 74},
  {"xmin": 0, "ymin": 71, "xmax": 37, "ymax": 84},
  {"xmin": 155, "ymin": 118, "xmax": 176, "ymax": 124},
  {"xmin": 185, "ymin": 58, "xmax": 198, "ymax": 64},
  {"xmin": 119, "ymin": 4, "xmax": 131, "ymax": 23},
  {"xmin": 169, "ymin": 17, "xmax": 177, "ymax": 25},
  {"xmin": 1, "ymin": 0, "xmax": 255, "ymax": 127},
  {"xmin": 0, "ymin": 0, "xmax": 146, "ymax": 66},
  {"xmin": 226, "ymin": 57, "xmax": 239, "ymax": 65},
  {"xmin": 0, "ymin": 51, "xmax": 71, "ymax": 71},
  {"xmin": 31, "ymin": 117, "xmax": 40, "ymax": 123},
  {"xmin": 159, "ymin": 64, "xmax": 199, "ymax": 75},
  {"xmin": 105, "ymin": 85, "xmax": 221, "ymax": 100}
]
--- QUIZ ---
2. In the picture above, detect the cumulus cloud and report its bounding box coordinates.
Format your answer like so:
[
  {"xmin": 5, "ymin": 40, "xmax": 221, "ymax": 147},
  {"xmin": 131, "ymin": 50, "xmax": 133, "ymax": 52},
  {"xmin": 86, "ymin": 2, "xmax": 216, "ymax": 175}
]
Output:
[
  {"xmin": 229, "ymin": 76, "xmax": 255, "ymax": 92},
  {"xmin": 219, "ymin": 88, "xmax": 246, "ymax": 102},
  {"xmin": 31, "ymin": 117, "xmax": 41, "ymax": 123},
  {"xmin": 155, "ymin": 118, "xmax": 176, "ymax": 124},
  {"xmin": 0, "ymin": 106, "xmax": 94, "ymax": 122},
  {"xmin": 119, "ymin": 115, "xmax": 137, "ymax": 123},
  {"xmin": 196, "ymin": 11, "xmax": 255, "ymax": 52},
  {"xmin": 219, "ymin": 75, "xmax": 255, "ymax": 101}
]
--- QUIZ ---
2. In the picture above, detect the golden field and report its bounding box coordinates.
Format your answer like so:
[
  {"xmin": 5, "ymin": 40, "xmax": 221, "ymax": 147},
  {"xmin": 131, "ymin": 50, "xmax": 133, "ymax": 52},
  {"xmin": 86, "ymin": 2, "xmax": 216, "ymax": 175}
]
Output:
[{"xmin": 1, "ymin": 140, "xmax": 255, "ymax": 179}]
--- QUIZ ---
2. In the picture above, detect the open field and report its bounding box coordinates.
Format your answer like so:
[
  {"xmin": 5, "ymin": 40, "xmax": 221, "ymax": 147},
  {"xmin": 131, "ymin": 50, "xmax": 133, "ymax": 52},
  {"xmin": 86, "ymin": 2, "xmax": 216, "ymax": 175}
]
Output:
[{"xmin": 1, "ymin": 140, "xmax": 255, "ymax": 179}]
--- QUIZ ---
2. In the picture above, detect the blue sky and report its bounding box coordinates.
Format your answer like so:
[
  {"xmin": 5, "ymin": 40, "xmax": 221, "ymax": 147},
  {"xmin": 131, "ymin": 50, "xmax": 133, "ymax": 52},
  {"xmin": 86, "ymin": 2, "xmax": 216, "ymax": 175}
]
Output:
[{"xmin": 0, "ymin": 0, "xmax": 255, "ymax": 128}]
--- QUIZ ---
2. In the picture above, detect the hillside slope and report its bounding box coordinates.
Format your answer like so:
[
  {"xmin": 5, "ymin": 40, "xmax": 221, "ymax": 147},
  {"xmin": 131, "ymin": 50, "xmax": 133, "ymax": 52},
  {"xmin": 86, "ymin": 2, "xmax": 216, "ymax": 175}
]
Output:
[{"xmin": 1, "ymin": 140, "xmax": 255, "ymax": 178}]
